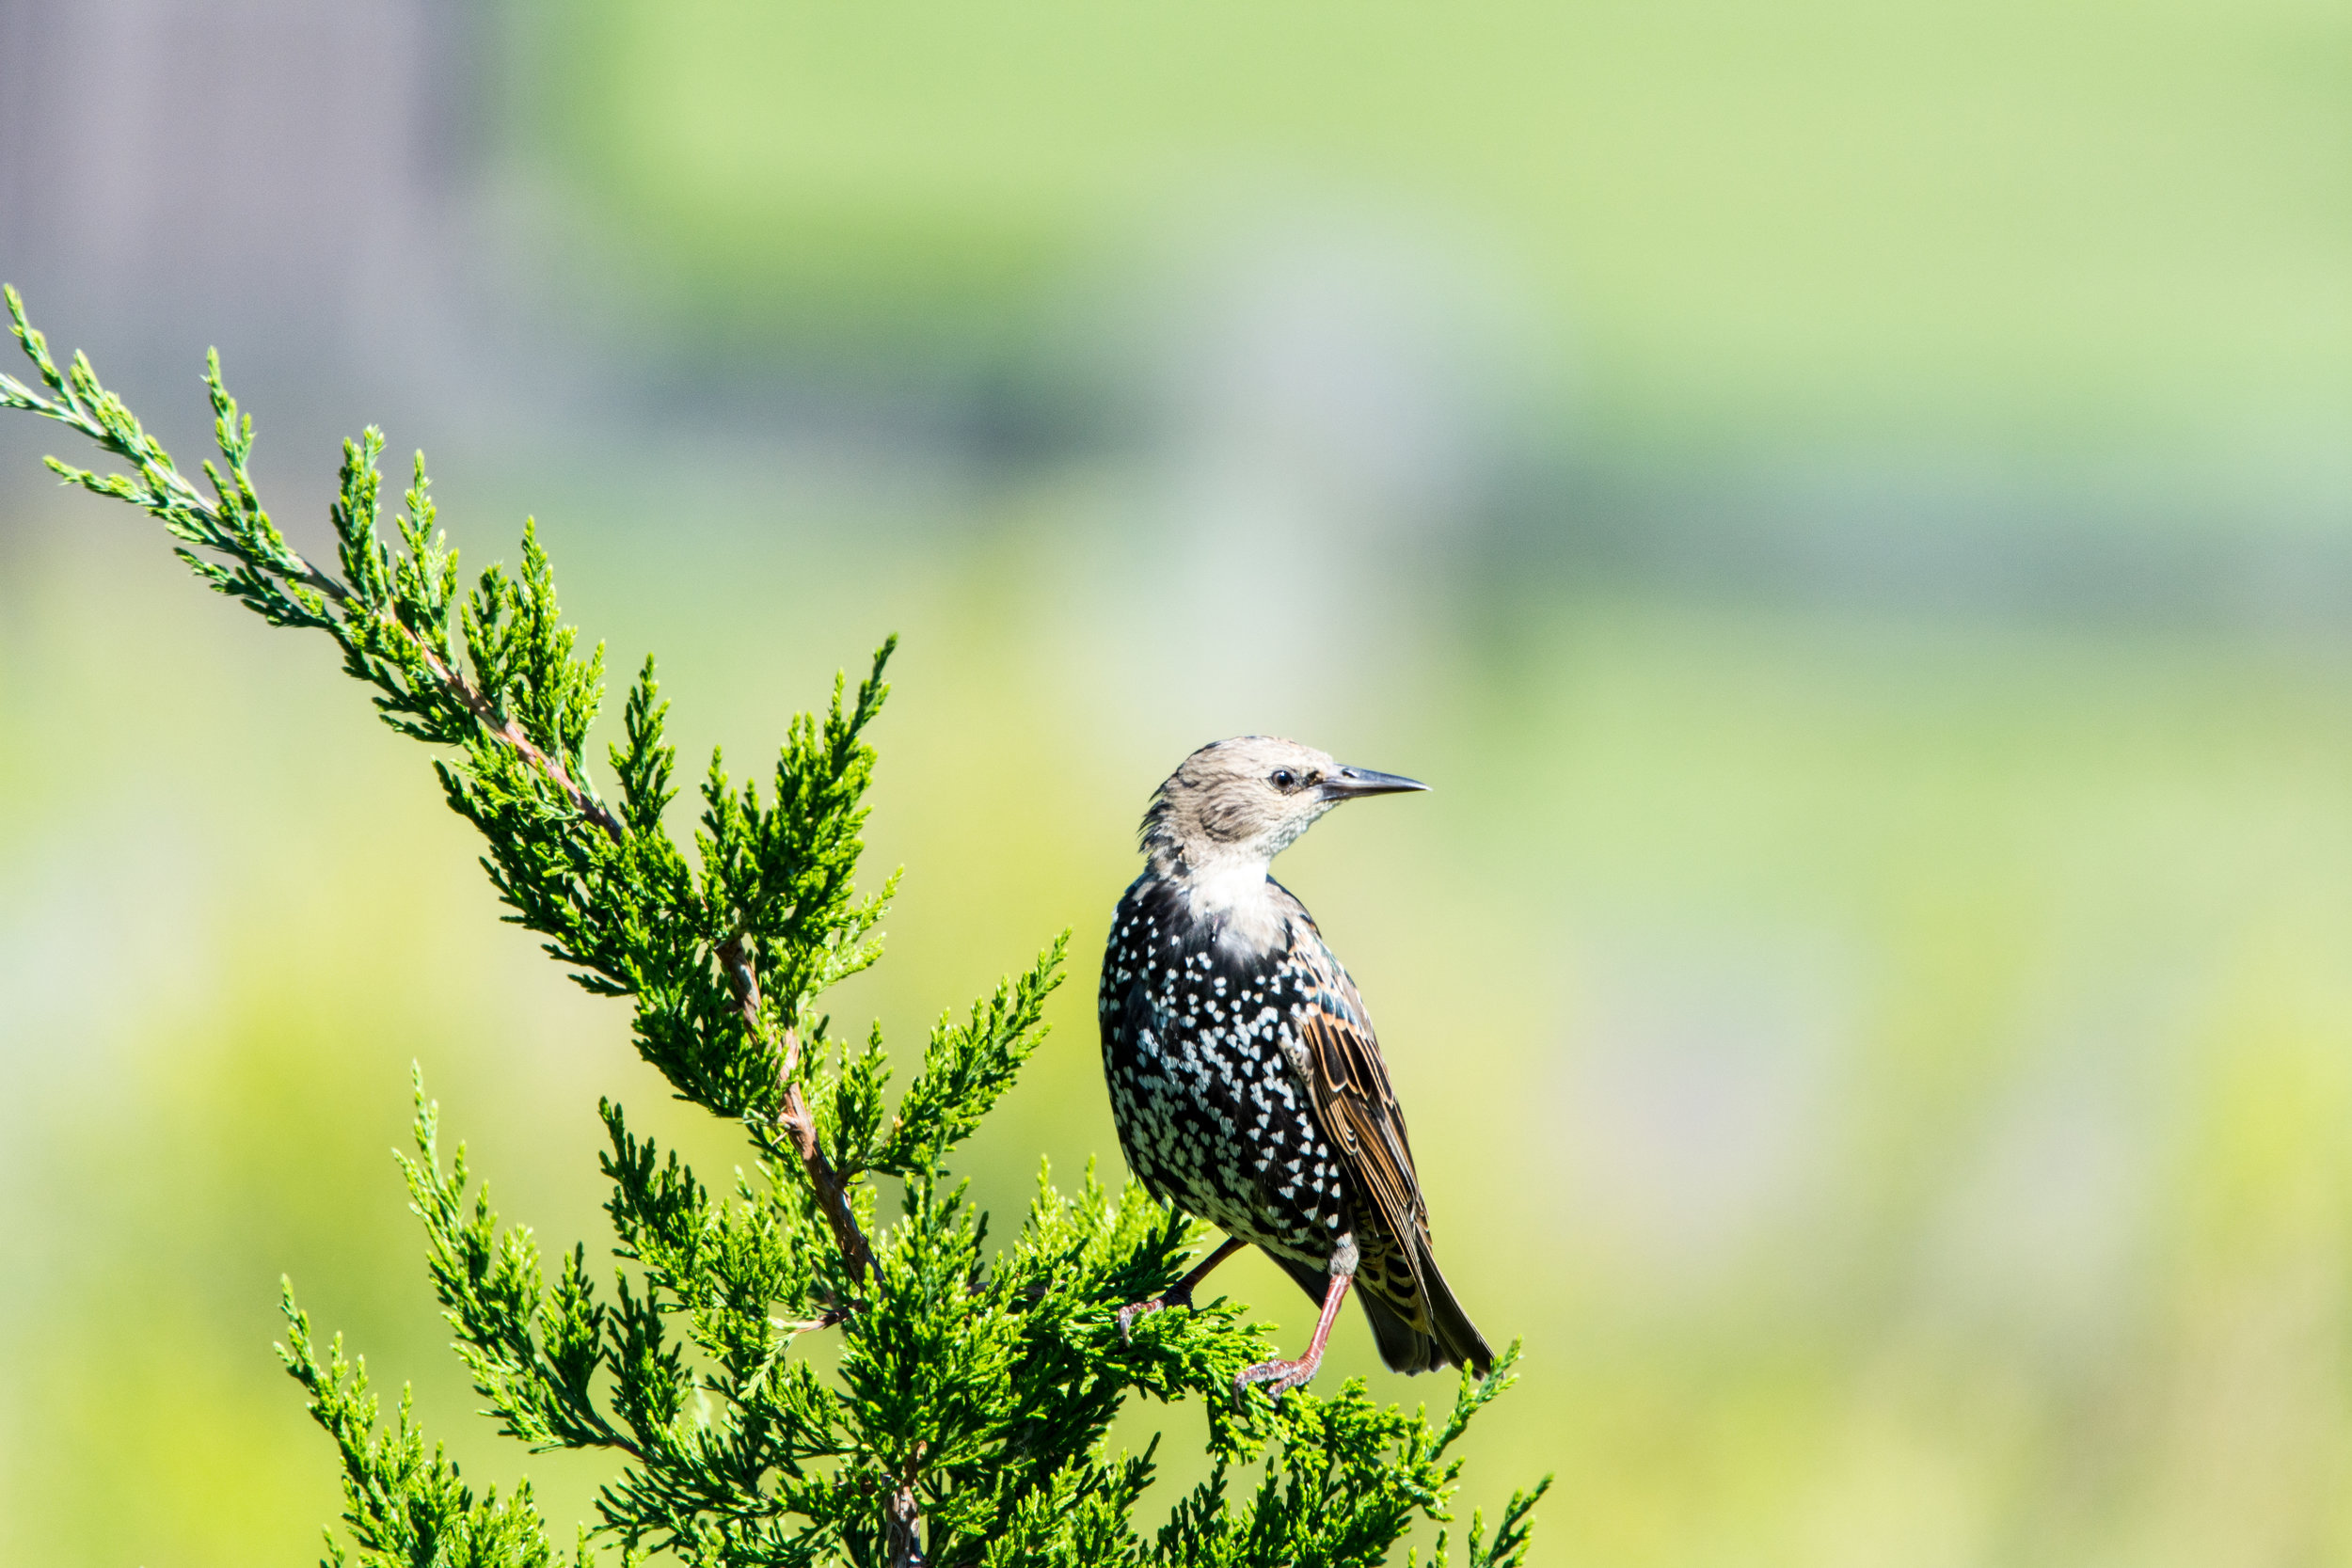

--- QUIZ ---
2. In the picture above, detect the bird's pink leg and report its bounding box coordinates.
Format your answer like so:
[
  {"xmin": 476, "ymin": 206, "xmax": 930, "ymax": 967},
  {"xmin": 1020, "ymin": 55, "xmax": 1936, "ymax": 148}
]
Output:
[
  {"xmin": 1119, "ymin": 1236, "xmax": 1248, "ymax": 1341},
  {"xmin": 1236, "ymin": 1236, "xmax": 1357, "ymax": 1398}
]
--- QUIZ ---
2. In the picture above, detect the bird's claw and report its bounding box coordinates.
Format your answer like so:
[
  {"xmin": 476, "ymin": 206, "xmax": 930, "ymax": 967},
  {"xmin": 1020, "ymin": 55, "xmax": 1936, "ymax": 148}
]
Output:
[
  {"xmin": 1115, "ymin": 1299, "xmax": 1160, "ymax": 1343},
  {"xmin": 1234, "ymin": 1354, "xmax": 1322, "ymax": 1401},
  {"xmin": 1116, "ymin": 1286, "xmax": 1194, "ymax": 1344}
]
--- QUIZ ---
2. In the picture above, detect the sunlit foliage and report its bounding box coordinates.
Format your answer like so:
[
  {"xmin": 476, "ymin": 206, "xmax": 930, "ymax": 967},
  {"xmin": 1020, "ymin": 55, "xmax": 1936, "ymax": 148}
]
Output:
[{"xmin": 2, "ymin": 289, "xmax": 1544, "ymax": 1568}]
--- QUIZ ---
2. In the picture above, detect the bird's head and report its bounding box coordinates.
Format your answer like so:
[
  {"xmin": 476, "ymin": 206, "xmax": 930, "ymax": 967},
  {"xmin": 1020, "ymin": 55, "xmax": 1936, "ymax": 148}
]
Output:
[{"xmin": 1139, "ymin": 736, "xmax": 1427, "ymax": 876}]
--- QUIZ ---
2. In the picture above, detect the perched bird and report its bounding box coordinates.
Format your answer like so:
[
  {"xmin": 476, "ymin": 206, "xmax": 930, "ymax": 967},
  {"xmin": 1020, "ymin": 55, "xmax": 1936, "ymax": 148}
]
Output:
[{"xmin": 1099, "ymin": 736, "xmax": 1493, "ymax": 1395}]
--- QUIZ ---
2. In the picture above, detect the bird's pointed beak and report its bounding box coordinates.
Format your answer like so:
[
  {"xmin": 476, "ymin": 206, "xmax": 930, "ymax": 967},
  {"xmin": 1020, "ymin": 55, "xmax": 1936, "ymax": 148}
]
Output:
[{"xmin": 1321, "ymin": 765, "xmax": 1429, "ymax": 800}]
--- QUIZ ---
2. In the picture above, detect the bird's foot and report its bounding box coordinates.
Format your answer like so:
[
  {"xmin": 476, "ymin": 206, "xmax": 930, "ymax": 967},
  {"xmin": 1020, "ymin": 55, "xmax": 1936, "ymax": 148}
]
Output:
[
  {"xmin": 1116, "ymin": 1285, "xmax": 1194, "ymax": 1344},
  {"xmin": 1119, "ymin": 1237, "xmax": 1248, "ymax": 1343},
  {"xmin": 1234, "ymin": 1347, "xmax": 1325, "ymax": 1400}
]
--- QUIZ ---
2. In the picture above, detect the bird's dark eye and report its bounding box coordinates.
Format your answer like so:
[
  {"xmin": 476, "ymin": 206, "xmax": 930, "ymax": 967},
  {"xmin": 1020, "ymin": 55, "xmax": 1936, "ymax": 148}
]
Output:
[{"xmin": 1270, "ymin": 768, "xmax": 1296, "ymax": 789}]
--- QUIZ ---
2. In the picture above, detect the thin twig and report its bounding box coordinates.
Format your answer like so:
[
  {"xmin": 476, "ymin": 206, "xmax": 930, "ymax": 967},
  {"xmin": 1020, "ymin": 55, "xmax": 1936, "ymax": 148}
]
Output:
[
  {"xmin": 719, "ymin": 934, "xmax": 879, "ymax": 1285},
  {"xmin": 1, "ymin": 306, "xmax": 627, "ymax": 846},
  {"xmin": 412, "ymin": 636, "xmax": 626, "ymax": 844}
]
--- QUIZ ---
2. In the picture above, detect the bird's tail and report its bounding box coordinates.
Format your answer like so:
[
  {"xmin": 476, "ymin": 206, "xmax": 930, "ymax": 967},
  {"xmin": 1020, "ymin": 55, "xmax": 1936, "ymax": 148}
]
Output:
[
  {"xmin": 1275, "ymin": 1250, "xmax": 1494, "ymax": 1376},
  {"xmin": 1374, "ymin": 1249, "xmax": 1494, "ymax": 1376}
]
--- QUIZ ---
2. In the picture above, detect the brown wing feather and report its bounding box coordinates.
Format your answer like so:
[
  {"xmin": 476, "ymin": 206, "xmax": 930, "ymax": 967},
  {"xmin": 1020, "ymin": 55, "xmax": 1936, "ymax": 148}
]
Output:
[
  {"xmin": 1277, "ymin": 893, "xmax": 1494, "ymax": 1374},
  {"xmin": 1284, "ymin": 922, "xmax": 1439, "ymax": 1330}
]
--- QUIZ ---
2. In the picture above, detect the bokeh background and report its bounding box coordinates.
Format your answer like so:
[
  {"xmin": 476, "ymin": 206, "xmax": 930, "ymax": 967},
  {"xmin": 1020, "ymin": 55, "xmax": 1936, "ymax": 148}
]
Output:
[{"xmin": 6, "ymin": 1, "xmax": 2352, "ymax": 1562}]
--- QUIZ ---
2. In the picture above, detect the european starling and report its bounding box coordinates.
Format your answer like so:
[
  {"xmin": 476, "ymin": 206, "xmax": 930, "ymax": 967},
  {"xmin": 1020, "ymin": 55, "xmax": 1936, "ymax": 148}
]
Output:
[{"xmin": 1100, "ymin": 736, "xmax": 1493, "ymax": 1395}]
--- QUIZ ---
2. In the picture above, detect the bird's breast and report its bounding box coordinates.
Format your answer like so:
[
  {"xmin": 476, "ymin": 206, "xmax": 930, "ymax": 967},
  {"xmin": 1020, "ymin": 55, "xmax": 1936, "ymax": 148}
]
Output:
[{"xmin": 1097, "ymin": 912, "xmax": 1352, "ymax": 1260}]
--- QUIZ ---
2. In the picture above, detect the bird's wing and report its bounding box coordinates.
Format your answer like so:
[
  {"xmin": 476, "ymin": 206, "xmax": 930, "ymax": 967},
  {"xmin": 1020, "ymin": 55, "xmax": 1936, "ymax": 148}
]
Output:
[{"xmin": 1283, "ymin": 917, "xmax": 1438, "ymax": 1322}]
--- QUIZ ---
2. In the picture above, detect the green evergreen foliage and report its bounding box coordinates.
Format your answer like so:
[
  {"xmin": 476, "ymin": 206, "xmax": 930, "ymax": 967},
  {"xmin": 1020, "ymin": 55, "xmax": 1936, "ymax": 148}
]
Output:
[{"xmin": 4, "ymin": 287, "xmax": 1549, "ymax": 1567}]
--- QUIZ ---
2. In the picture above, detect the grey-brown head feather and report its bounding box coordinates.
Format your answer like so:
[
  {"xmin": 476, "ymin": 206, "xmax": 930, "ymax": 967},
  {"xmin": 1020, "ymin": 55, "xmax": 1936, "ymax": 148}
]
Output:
[{"xmin": 1138, "ymin": 736, "xmax": 1347, "ymax": 874}]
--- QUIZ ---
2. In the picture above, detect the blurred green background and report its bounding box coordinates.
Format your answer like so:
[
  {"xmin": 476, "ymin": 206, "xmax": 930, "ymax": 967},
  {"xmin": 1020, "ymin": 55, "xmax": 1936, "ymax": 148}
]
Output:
[{"xmin": 5, "ymin": 1, "xmax": 2352, "ymax": 1563}]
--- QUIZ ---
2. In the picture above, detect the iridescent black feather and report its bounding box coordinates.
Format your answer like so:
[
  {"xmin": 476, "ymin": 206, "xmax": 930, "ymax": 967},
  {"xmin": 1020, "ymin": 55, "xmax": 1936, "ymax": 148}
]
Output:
[{"xmin": 1100, "ymin": 738, "xmax": 1492, "ymax": 1377}]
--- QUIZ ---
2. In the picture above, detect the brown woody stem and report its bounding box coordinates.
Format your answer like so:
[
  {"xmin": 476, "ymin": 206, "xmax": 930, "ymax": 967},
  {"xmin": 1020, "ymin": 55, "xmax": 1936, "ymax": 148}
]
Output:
[
  {"xmin": 886, "ymin": 1486, "xmax": 927, "ymax": 1568},
  {"xmin": 719, "ymin": 934, "xmax": 880, "ymax": 1286},
  {"xmin": 885, "ymin": 1444, "xmax": 929, "ymax": 1568}
]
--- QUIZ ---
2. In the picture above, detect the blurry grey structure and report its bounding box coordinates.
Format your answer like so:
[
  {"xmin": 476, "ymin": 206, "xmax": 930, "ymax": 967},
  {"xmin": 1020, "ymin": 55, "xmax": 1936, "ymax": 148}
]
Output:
[
  {"xmin": 3, "ymin": 0, "xmax": 2347, "ymax": 630},
  {"xmin": 1065, "ymin": 211, "xmax": 1550, "ymax": 725},
  {"xmin": 0, "ymin": 1, "xmax": 487, "ymax": 454}
]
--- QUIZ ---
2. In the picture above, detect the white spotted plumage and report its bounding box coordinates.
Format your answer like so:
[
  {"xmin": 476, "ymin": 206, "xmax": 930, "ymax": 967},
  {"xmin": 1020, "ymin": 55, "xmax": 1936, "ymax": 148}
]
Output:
[
  {"xmin": 1099, "ymin": 736, "xmax": 1495, "ymax": 1381},
  {"xmin": 1100, "ymin": 870, "xmax": 1349, "ymax": 1259}
]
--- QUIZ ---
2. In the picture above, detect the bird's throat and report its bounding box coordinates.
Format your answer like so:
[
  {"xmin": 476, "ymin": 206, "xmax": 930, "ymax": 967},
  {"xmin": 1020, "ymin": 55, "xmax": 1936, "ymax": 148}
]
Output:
[{"xmin": 1180, "ymin": 857, "xmax": 1285, "ymax": 956}]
